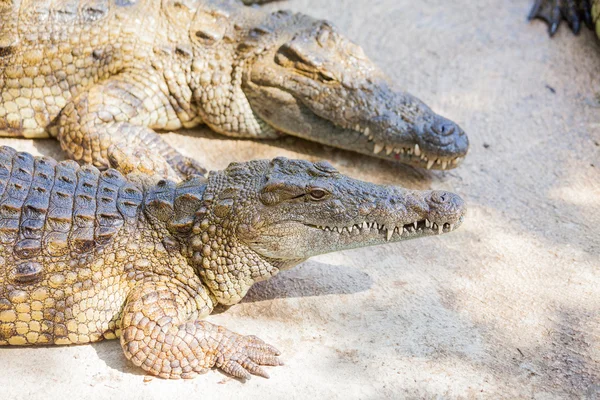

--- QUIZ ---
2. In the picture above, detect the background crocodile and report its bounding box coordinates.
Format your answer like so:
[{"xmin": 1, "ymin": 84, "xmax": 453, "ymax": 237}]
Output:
[
  {"xmin": 0, "ymin": 0, "xmax": 468, "ymax": 178},
  {"xmin": 529, "ymin": 0, "xmax": 600, "ymax": 37},
  {"xmin": 0, "ymin": 146, "xmax": 465, "ymax": 379}
]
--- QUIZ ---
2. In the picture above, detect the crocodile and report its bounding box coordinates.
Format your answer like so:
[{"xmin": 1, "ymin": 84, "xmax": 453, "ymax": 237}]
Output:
[
  {"xmin": 0, "ymin": 0, "xmax": 469, "ymax": 179},
  {"xmin": 0, "ymin": 146, "xmax": 465, "ymax": 380},
  {"xmin": 529, "ymin": 0, "xmax": 600, "ymax": 37}
]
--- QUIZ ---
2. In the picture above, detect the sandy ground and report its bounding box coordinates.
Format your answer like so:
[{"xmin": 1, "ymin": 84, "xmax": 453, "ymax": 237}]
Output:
[{"xmin": 2, "ymin": 0, "xmax": 600, "ymax": 399}]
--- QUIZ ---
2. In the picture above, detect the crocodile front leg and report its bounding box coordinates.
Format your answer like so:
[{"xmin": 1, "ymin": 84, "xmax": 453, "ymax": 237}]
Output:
[
  {"xmin": 529, "ymin": 0, "xmax": 594, "ymax": 35},
  {"xmin": 53, "ymin": 73, "xmax": 206, "ymax": 179},
  {"xmin": 120, "ymin": 279, "xmax": 282, "ymax": 379}
]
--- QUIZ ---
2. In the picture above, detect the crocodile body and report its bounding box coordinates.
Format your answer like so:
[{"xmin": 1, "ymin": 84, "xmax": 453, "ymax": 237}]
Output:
[
  {"xmin": 529, "ymin": 0, "xmax": 600, "ymax": 37},
  {"xmin": 0, "ymin": 0, "xmax": 468, "ymax": 178},
  {"xmin": 0, "ymin": 145, "xmax": 466, "ymax": 379}
]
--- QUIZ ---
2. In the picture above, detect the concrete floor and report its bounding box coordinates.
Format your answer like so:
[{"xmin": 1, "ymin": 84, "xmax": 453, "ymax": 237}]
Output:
[{"xmin": 2, "ymin": 0, "xmax": 600, "ymax": 399}]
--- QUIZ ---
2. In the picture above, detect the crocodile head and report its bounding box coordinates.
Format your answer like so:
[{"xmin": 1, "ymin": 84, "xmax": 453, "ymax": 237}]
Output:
[
  {"xmin": 189, "ymin": 4, "xmax": 468, "ymax": 170},
  {"xmin": 241, "ymin": 13, "xmax": 469, "ymax": 170},
  {"xmin": 188, "ymin": 157, "xmax": 466, "ymax": 304}
]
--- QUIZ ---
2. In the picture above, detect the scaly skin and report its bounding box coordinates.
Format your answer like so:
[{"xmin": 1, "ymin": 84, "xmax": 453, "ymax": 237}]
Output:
[
  {"xmin": 0, "ymin": 146, "xmax": 466, "ymax": 380},
  {"xmin": 529, "ymin": 0, "xmax": 600, "ymax": 37},
  {"xmin": 0, "ymin": 0, "xmax": 468, "ymax": 178}
]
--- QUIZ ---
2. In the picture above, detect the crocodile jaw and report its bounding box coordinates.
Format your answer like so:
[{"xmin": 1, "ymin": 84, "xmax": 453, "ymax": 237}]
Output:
[
  {"xmin": 244, "ymin": 82, "xmax": 468, "ymax": 170},
  {"xmin": 252, "ymin": 210, "xmax": 465, "ymax": 263}
]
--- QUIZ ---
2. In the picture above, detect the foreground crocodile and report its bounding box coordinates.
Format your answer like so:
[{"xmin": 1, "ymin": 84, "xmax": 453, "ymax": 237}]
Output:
[
  {"xmin": 529, "ymin": 0, "xmax": 600, "ymax": 37},
  {"xmin": 0, "ymin": 0, "xmax": 469, "ymax": 178},
  {"xmin": 0, "ymin": 146, "xmax": 465, "ymax": 379}
]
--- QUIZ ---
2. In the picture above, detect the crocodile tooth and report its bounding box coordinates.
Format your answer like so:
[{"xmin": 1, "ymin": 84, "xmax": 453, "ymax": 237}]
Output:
[
  {"xmin": 438, "ymin": 224, "xmax": 443, "ymax": 234},
  {"xmin": 364, "ymin": 127, "xmax": 370, "ymax": 136},
  {"xmin": 425, "ymin": 219, "xmax": 430, "ymax": 228},
  {"xmin": 386, "ymin": 229, "xmax": 393, "ymax": 241},
  {"xmin": 385, "ymin": 145, "xmax": 394, "ymax": 155},
  {"xmin": 373, "ymin": 143, "xmax": 384, "ymax": 154},
  {"xmin": 436, "ymin": 159, "xmax": 441, "ymax": 164},
  {"xmin": 413, "ymin": 221, "xmax": 417, "ymax": 229},
  {"xmin": 394, "ymin": 148, "xmax": 400, "ymax": 154},
  {"xmin": 441, "ymin": 160, "xmax": 448, "ymax": 170},
  {"xmin": 426, "ymin": 160, "xmax": 434, "ymax": 169},
  {"xmin": 432, "ymin": 223, "xmax": 437, "ymax": 230},
  {"xmin": 449, "ymin": 224, "xmax": 454, "ymax": 231},
  {"xmin": 355, "ymin": 124, "xmax": 361, "ymax": 131},
  {"xmin": 414, "ymin": 144, "xmax": 421, "ymax": 156},
  {"xmin": 453, "ymin": 157, "xmax": 463, "ymax": 165}
]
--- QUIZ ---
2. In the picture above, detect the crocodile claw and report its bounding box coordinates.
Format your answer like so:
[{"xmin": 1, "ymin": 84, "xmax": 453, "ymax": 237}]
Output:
[
  {"xmin": 168, "ymin": 154, "xmax": 207, "ymax": 178},
  {"xmin": 582, "ymin": 0, "xmax": 594, "ymax": 29},
  {"xmin": 528, "ymin": 0, "xmax": 593, "ymax": 36}
]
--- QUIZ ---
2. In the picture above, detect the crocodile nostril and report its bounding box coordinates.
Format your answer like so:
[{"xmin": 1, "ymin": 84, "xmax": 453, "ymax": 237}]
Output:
[
  {"xmin": 437, "ymin": 123, "xmax": 455, "ymax": 136},
  {"xmin": 430, "ymin": 191, "xmax": 449, "ymax": 204}
]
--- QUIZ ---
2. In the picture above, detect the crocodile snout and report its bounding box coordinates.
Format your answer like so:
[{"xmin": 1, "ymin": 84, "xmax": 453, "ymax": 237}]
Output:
[
  {"xmin": 417, "ymin": 116, "xmax": 469, "ymax": 160},
  {"xmin": 426, "ymin": 190, "xmax": 466, "ymax": 225}
]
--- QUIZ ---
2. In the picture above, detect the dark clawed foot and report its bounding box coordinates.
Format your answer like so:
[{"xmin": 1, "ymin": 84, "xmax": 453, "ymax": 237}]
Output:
[
  {"xmin": 218, "ymin": 334, "xmax": 283, "ymax": 380},
  {"xmin": 529, "ymin": 0, "xmax": 593, "ymax": 36}
]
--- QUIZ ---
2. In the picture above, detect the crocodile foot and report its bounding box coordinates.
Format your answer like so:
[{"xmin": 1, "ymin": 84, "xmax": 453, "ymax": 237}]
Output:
[
  {"xmin": 107, "ymin": 144, "xmax": 180, "ymax": 180},
  {"xmin": 216, "ymin": 333, "xmax": 284, "ymax": 380},
  {"xmin": 529, "ymin": 0, "xmax": 593, "ymax": 35},
  {"xmin": 107, "ymin": 144, "xmax": 206, "ymax": 180}
]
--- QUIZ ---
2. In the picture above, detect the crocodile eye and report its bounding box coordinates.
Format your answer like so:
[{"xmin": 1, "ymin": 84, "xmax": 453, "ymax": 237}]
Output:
[
  {"xmin": 309, "ymin": 188, "xmax": 328, "ymax": 200},
  {"xmin": 319, "ymin": 71, "xmax": 335, "ymax": 82}
]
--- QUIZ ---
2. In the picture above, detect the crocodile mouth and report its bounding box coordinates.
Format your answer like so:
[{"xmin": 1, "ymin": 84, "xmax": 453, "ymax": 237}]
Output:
[
  {"xmin": 307, "ymin": 217, "xmax": 463, "ymax": 242},
  {"xmin": 345, "ymin": 124, "xmax": 465, "ymax": 170}
]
